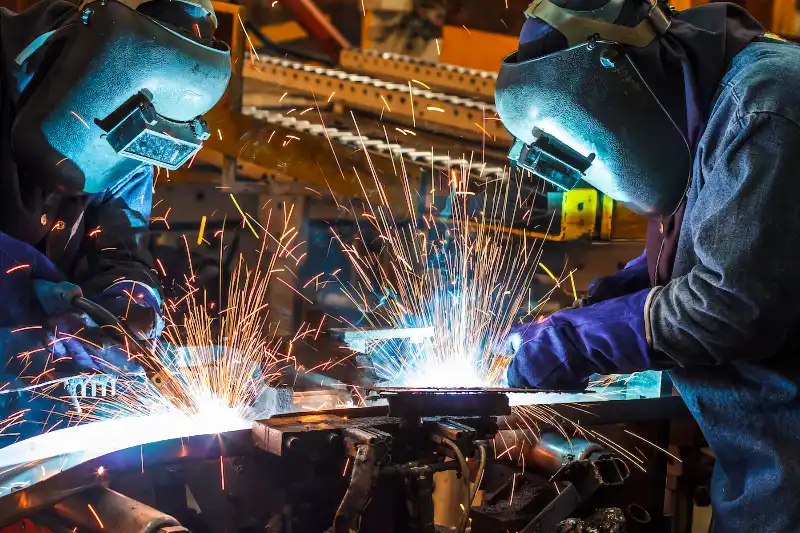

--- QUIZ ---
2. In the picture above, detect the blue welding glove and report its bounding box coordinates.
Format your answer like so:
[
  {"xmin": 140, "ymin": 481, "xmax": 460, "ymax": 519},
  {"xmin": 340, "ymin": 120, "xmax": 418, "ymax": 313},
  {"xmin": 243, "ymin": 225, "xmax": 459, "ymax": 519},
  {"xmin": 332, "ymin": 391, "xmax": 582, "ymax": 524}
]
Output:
[
  {"xmin": 506, "ymin": 288, "xmax": 662, "ymax": 390},
  {"xmin": 0, "ymin": 232, "xmax": 143, "ymax": 376},
  {"xmin": 0, "ymin": 232, "xmax": 65, "ymax": 327},
  {"xmin": 576, "ymin": 252, "xmax": 650, "ymax": 307},
  {"xmin": 89, "ymin": 281, "xmax": 164, "ymax": 339},
  {"xmin": 45, "ymin": 311, "xmax": 144, "ymax": 374}
]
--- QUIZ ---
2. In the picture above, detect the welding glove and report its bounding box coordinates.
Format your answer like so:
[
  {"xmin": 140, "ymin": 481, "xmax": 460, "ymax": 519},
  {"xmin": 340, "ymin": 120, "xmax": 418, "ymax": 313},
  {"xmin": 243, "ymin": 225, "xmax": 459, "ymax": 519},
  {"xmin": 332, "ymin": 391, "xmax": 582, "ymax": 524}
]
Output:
[
  {"xmin": 0, "ymin": 232, "xmax": 65, "ymax": 327},
  {"xmin": 44, "ymin": 311, "xmax": 144, "ymax": 374},
  {"xmin": 505, "ymin": 288, "xmax": 661, "ymax": 390},
  {"xmin": 89, "ymin": 280, "xmax": 165, "ymax": 339},
  {"xmin": 574, "ymin": 252, "xmax": 649, "ymax": 308},
  {"xmin": 0, "ymin": 231, "xmax": 142, "ymax": 375}
]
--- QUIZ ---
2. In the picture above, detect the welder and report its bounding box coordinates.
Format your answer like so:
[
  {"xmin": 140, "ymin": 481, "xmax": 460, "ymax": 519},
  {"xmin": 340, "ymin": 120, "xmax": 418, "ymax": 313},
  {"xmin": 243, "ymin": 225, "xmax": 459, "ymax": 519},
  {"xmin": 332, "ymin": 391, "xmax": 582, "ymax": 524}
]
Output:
[
  {"xmin": 496, "ymin": 0, "xmax": 800, "ymax": 530},
  {"xmin": 0, "ymin": 0, "xmax": 229, "ymax": 439}
]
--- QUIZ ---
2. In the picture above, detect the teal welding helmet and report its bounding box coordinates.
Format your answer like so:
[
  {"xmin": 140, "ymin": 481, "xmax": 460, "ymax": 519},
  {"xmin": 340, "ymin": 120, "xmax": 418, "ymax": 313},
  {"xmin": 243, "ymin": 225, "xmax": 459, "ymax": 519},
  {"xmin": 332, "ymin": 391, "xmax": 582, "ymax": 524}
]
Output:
[
  {"xmin": 11, "ymin": 0, "xmax": 230, "ymax": 194},
  {"xmin": 495, "ymin": 0, "xmax": 690, "ymax": 217}
]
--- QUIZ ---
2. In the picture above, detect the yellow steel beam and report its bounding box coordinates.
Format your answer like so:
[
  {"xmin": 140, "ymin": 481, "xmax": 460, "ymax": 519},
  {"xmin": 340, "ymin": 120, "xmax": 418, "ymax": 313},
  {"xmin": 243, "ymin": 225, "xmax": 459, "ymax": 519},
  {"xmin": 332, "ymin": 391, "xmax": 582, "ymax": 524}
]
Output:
[
  {"xmin": 244, "ymin": 56, "xmax": 511, "ymax": 146},
  {"xmin": 196, "ymin": 106, "xmax": 414, "ymax": 211},
  {"xmin": 339, "ymin": 49, "xmax": 497, "ymax": 100}
]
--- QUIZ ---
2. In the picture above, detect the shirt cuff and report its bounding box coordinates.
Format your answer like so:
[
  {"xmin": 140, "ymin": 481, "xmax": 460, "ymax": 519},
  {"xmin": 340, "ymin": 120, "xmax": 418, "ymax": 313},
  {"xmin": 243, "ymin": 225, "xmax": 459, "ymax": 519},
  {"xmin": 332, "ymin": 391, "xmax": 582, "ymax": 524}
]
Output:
[{"xmin": 644, "ymin": 286, "xmax": 663, "ymax": 348}]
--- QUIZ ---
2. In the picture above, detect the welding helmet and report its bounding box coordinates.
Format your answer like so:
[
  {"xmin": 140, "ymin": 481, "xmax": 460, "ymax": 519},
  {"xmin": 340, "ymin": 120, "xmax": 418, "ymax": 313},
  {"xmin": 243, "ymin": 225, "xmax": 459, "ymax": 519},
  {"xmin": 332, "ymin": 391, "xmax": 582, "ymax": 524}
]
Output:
[
  {"xmin": 11, "ymin": 0, "xmax": 231, "ymax": 194},
  {"xmin": 495, "ymin": 0, "xmax": 690, "ymax": 217}
]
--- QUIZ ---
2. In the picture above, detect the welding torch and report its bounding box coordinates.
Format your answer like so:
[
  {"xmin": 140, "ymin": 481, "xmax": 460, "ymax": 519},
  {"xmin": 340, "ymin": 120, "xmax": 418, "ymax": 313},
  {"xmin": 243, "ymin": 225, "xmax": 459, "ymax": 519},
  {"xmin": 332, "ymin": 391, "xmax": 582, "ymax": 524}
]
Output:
[{"xmin": 32, "ymin": 279, "xmax": 170, "ymax": 391}]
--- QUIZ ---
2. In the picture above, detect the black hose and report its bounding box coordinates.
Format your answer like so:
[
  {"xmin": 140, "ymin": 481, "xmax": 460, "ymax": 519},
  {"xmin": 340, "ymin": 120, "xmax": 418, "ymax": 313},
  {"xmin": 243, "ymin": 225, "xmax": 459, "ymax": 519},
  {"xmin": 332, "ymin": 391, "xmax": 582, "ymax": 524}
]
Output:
[{"xmin": 71, "ymin": 297, "xmax": 154, "ymax": 360}]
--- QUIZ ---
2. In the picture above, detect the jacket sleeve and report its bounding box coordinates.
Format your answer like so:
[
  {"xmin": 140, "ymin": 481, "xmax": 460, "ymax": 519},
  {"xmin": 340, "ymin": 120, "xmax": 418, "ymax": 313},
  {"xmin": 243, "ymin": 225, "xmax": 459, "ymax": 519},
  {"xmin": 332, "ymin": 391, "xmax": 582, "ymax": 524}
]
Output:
[
  {"xmin": 648, "ymin": 112, "xmax": 800, "ymax": 365},
  {"xmin": 80, "ymin": 165, "xmax": 162, "ymax": 306}
]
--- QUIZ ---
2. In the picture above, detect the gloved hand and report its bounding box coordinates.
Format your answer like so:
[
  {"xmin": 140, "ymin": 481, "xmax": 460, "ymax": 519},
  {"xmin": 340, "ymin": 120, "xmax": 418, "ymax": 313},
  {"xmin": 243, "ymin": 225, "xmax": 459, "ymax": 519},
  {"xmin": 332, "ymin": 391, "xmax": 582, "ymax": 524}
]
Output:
[
  {"xmin": 505, "ymin": 288, "xmax": 663, "ymax": 389},
  {"xmin": 89, "ymin": 281, "xmax": 164, "ymax": 339},
  {"xmin": 575, "ymin": 252, "xmax": 649, "ymax": 307},
  {"xmin": 44, "ymin": 310, "xmax": 144, "ymax": 374},
  {"xmin": 0, "ymin": 231, "xmax": 147, "ymax": 377},
  {"xmin": 0, "ymin": 232, "xmax": 65, "ymax": 327}
]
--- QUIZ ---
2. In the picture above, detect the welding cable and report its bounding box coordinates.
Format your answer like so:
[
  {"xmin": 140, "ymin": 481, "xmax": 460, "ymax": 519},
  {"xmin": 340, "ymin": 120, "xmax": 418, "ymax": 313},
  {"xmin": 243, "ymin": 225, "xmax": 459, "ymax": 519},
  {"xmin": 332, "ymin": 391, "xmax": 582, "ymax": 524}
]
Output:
[
  {"xmin": 470, "ymin": 443, "xmax": 487, "ymax": 505},
  {"xmin": 441, "ymin": 437, "xmax": 471, "ymax": 533},
  {"xmin": 71, "ymin": 297, "xmax": 153, "ymax": 357}
]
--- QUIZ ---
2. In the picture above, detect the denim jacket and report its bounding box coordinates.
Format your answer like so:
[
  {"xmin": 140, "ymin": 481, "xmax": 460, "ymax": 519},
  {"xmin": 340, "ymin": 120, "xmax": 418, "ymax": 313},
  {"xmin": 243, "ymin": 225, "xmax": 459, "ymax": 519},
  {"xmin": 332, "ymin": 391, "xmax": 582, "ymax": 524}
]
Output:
[{"xmin": 649, "ymin": 38, "xmax": 800, "ymax": 532}]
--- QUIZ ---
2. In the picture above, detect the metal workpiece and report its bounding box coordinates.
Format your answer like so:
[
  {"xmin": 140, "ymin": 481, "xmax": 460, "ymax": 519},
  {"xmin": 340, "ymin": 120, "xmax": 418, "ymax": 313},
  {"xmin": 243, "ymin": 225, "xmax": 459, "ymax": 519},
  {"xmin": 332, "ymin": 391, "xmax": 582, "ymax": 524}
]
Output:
[
  {"xmin": 251, "ymin": 413, "xmax": 396, "ymax": 456},
  {"xmin": 336, "ymin": 326, "xmax": 435, "ymax": 354},
  {"xmin": 494, "ymin": 431, "xmax": 604, "ymax": 475},
  {"xmin": 242, "ymin": 107, "xmax": 507, "ymax": 180},
  {"xmin": 51, "ymin": 486, "xmax": 184, "ymax": 533},
  {"xmin": 375, "ymin": 388, "xmax": 511, "ymax": 418},
  {"xmin": 339, "ymin": 49, "xmax": 497, "ymax": 100},
  {"xmin": 244, "ymin": 55, "xmax": 511, "ymax": 144}
]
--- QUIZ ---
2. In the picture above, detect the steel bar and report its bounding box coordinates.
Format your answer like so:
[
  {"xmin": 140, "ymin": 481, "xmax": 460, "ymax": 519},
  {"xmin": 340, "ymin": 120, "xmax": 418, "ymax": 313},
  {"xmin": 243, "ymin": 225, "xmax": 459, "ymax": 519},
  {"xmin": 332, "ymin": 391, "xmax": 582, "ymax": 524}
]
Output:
[
  {"xmin": 243, "ymin": 107, "xmax": 506, "ymax": 178},
  {"xmin": 340, "ymin": 49, "xmax": 497, "ymax": 100},
  {"xmin": 244, "ymin": 56, "xmax": 511, "ymax": 145}
]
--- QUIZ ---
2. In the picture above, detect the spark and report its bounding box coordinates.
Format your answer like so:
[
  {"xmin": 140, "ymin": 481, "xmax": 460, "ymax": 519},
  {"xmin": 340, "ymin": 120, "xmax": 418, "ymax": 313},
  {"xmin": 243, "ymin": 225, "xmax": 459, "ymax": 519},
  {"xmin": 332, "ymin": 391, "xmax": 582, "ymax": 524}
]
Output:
[
  {"xmin": 426, "ymin": 106, "xmax": 445, "ymax": 113},
  {"xmin": 96, "ymin": 466, "xmax": 105, "ymax": 476},
  {"xmin": 624, "ymin": 430, "xmax": 682, "ymax": 463},
  {"xmin": 380, "ymin": 94, "xmax": 392, "ymax": 112},
  {"xmin": 462, "ymin": 25, "xmax": 471, "ymax": 34},
  {"xmin": 435, "ymin": 39, "xmax": 440, "ymax": 55},
  {"xmin": 156, "ymin": 259, "xmax": 168, "ymax": 277},
  {"xmin": 280, "ymin": 92, "xmax": 288, "ymax": 102},
  {"xmin": 220, "ymin": 456, "xmax": 225, "ymax": 491},
  {"xmin": 343, "ymin": 457, "xmax": 351, "ymax": 476},
  {"xmin": 5, "ymin": 264, "xmax": 29, "ymax": 274},
  {"xmin": 408, "ymin": 82, "xmax": 416, "ymax": 127},
  {"xmin": 56, "ymin": 157, "xmax": 68, "ymax": 166},
  {"xmin": 569, "ymin": 270, "xmax": 578, "ymax": 301},
  {"xmin": 11, "ymin": 326, "xmax": 41, "ymax": 333},
  {"xmin": 474, "ymin": 122, "xmax": 494, "ymax": 140},
  {"xmin": 70, "ymin": 111, "xmax": 90, "ymax": 129},
  {"xmin": 411, "ymin": 79, "xmax": 430, "ymax": 90},
  {"xmin": 238, "ymin": 14, "xmax": 260, "ymax": 61},
  {"xmin": 87, "ymin": 504, "xmax": 104, "ymax": 528},
  {"xmin": 332, "ymin": 157, "xmax": 544, "ymax": 390},
  {"xmin": 89, "ymin": 227, "xmax": 102, "ymax": 237},
  {"xmin": 300, "ymin": 107, "xmax": 313, "ymax": 115},
  {"xmin": 217, "ymin": 129, "xmax": 223, "ymax": 140},
  {"xmin": 538, "ymin": 262, "xmax": 559, "ymax": 285},
  {"xmin": 197, "ymin": 216, "xmax": 207, "ymax": 245},
  {"xmin": 327, "ymin": 92, "xmax": 336, "ymax": 102},
  {"xmin": 229, "ymin": 194, "xmax": 259, "ymax": 238}
]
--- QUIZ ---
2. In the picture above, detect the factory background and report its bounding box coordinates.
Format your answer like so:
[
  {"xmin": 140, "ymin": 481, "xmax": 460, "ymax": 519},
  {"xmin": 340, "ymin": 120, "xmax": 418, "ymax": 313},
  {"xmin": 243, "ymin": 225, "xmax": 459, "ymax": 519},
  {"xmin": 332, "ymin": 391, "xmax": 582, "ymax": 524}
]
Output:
[{"xmin": 0, "ymin": 0, "xmax": 794, "ymax": 531}]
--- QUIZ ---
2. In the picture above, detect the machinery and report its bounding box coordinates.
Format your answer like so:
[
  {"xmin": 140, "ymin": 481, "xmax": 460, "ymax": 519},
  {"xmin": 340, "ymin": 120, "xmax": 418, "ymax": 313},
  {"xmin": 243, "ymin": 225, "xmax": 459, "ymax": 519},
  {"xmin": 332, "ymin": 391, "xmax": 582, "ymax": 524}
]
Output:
[{"xmin": 0, "ymin": 386, "xmax": 688, "ymax": 533}]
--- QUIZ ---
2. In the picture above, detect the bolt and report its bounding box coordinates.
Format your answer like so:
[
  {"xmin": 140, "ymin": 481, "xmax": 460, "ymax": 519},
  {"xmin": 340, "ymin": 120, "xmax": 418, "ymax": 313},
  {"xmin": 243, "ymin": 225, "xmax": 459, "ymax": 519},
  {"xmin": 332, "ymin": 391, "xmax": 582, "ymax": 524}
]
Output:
[{"xmin": 600, "ymin": 48, "xmax": 620, "ymax": 69}]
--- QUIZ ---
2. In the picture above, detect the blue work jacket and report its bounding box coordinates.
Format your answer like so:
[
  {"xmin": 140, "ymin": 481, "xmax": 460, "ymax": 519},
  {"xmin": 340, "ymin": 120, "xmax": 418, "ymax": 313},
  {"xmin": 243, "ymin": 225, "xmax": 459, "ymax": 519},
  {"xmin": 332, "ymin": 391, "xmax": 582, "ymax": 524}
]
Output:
[{"xmin": 650, "ymin": 38, "xmax": 800, "ymax": 532}]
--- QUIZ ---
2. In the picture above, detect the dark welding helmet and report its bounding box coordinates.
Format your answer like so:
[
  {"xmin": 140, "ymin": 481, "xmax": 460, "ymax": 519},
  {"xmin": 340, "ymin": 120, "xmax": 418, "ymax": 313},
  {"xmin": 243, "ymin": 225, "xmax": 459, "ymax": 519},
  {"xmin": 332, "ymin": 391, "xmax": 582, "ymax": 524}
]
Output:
[
  {"xmin": 11, "ymin": 0, "xmax": 231, "ymax": 194},
  {"xmin": 495, "ymin": 0, "xmax": 690, "ymax": 217}
]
